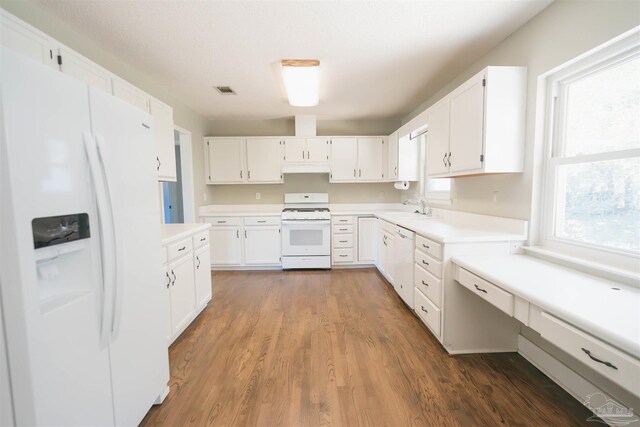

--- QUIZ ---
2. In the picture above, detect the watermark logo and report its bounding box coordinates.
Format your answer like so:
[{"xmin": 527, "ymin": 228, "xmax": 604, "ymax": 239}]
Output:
[{"xmin": 584, "ymin": 392, "xmax": 638, "ymax": 426}]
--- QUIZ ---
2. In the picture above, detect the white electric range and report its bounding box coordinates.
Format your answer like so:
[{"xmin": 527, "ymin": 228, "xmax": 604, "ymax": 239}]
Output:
[{"xmin": 281, "ymin": 193, "xmax": 331, "ymax": 269}]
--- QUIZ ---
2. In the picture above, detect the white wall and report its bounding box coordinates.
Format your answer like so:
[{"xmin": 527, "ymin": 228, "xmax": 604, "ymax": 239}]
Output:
[{"xmin": 404, "ymin": 0, "xmax": 640, "ymax": 221}]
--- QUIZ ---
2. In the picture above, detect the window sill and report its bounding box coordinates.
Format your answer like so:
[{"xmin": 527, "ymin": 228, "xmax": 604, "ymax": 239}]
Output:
[{"xmin": 522, "ymin": 246, "xmax": 640, "ymax": 288}]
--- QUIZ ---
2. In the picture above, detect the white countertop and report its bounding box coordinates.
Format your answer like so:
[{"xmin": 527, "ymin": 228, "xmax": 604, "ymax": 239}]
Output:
[
  {"xmin": 376, "ymin": 212, "xmax": 526, "ymax": 243},
  {"xmin": 452, "ymin": 254, "xmax": 640, "ymax": 357},
  {"xmin": 161, "ymin": 223, "xmax": 211, "ymax": 245}
]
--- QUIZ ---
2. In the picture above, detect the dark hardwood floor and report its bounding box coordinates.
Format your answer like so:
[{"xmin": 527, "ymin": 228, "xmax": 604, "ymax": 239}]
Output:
[{"xmin": 141, "ymin": 269, "xmax": 593, "ymax": 426}]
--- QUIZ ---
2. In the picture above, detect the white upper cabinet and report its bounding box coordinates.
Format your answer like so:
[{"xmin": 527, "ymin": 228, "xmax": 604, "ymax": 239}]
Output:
[
  {"xmin": 206, "ymin": 138, "xmax": 246, "ymax": 184},
  {"xmin": 57, "ymin": 47, "xmax": 113, "ymax": 93},
  {"xmin": 283, "ymin": 138, "xmax": 305, "ymax": 162},
  {"xmin": 397, "ymin": 134, "xmax": 420, "ymax": 182},
  {"xmin": 246, "ymin": 138, "xmax": 283, "ymax": 183},
  {"xmin": 387, "ymin": 131, "xmax": 399, "ymax": 181},
  {"xmin": 112, "ymin": 79, "xmax": 150, "ymax": 112},
  {"xmin": 426, "ymin": 66, "xmax": 526, "ymax": 177},
  {"xmin": 0, "ymin": 10, "xmax": 55, "ymax": 68},
  {"xmin": 357, "ymin": 137, "xmax": 384, "ymax": 181},
  {"xmin": 150, "ymin": 98, "xmax": 177, "ymax": 181},
  {"xmin": 306, "ymin": 138, "xmax": 330, "ymax": 162},
  {"xmin": 330, "ymin": 137, "xmax": 358, "ymax": 182},
  {"xmin": 426, "ymin": 97, "xmax": 451, "ymax": 176}
]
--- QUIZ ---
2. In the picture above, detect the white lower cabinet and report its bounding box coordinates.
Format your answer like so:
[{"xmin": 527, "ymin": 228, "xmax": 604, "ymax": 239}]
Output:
[
  {"xmin": 163, "ymin": 226, "xmax": 212, "ymax": 345},
  {"xmin": 244, "ymin": 225, "xmax": 281, "ymax": 265},
  {"xmin": 210, "ymin": 225, "xmax": 242, "ymax": 265},
  {"xmin": 375, "ymin": 220, "xmax": 396, "ymax": 282},
  {"xmin": 168, "ymin": 254, "xmax": 195, "ymax": 335},
  {"xmin": 194, "ymin": 246, "xmax": 212, "ymax": 309},
  {"xmin": 205, "ymin": 216, "xmax": 282, "ymax": 268},
  {"xmin": 357, "ymin": 217, "xmax": 377, "ymax": 262}
]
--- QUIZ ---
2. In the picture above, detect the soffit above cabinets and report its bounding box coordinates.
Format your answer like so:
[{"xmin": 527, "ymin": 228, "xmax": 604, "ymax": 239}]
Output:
[{"xmin": 34, "ymin": 0, "xmax": 551, "ymax": 120}]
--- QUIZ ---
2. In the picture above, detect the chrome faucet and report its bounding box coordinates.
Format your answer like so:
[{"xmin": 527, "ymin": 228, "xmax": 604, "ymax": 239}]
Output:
[{"xmin": 402, "ymin": 197, "xmax": 433, "ymax": 216}]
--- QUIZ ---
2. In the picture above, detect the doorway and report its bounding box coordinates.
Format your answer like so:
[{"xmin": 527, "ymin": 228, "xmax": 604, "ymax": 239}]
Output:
[{"xmin": 161, "ymin": 127, "xmax": 196, "ymax": 224}]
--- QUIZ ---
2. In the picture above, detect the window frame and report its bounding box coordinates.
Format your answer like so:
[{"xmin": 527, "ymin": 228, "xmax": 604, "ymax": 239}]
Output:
[{"xmin": 540, "ymin": 34, "xmax": 640, "ymax": 271}]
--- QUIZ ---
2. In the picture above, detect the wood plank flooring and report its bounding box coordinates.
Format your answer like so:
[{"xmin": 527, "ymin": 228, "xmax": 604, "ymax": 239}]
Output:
[{"xmin": 141, "ymin": 269, "xmax": 593, "ymax": 426}]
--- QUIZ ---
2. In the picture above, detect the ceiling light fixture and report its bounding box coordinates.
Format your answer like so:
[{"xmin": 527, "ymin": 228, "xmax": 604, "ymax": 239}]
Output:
[{"xmin": 281, "ymin": 59, "xmax": 320, "ymax": 107}]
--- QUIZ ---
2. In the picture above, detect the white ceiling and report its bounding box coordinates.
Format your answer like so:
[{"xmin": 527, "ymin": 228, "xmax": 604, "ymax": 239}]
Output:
[{"xmin": 36, "ymin": 0, "xmax": 551, "ymax": 120}]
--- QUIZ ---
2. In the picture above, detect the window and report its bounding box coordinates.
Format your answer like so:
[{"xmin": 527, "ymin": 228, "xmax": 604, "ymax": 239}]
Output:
[{"xmin": 542, "ymin": 33, "xmax": 640, "ymax": 269}]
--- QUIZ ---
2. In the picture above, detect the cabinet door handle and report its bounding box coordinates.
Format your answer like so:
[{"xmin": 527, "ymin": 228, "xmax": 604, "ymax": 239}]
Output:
[
  {"xmin": 442, "ymin": 153, "xmax": 447, "ymax": 167},
  {"xmin": 421, "ymin": 280, "xmax": 429, "ymax": 287},
  {"xmin": 359, "ymin": 169, "xmax": 362, "ymax": 177},
  {"xmin": 448, "ymin": 152, "xmax": 452, "ymax": 166},
  {"xmin": 244, "ymin": 230, "xmax": 247, "ymax": 239},
  {"xmin": 240, "ymin": 170, "xmax": 243, "ymax": 179},
  {"xmin": 165, "ymin": 272, "xmax": 171, "ymax": 288},
  {"xmin": 353, "ymin": 168, "xmax": 356, "ymax": 178},
  {"xmin": 302, "ymin": 150, "xmax": 305, "ymax": 159},
  {"xmin": 307, "ymin": 150, "xmax": 310, "ymax": 159},
  {"xmin": 474, "ymin": 284, "xmax": 487, "ymax": 294},
  {"xmin": 171, "ymin": 270, "xmax": 177, "ymax": 286},
  {"xmin": 156, "ymin": 156, "xmax": 161, "ymax": 171},
  {"xmin": 178, "ymin": 246, "xmax": 186, "ymax": 252},
  {"xmin": 383, "ymin": 241, "xmax": 387, "ymax": 246},
  {"xmin": 196, "ymin": 256, "xmax": 201, "ymax": 269},
  {"xmin": 422, "ymin": 259, "xmax": 429, "ymax": 266},
  {"xmin": 236, "ymin": 230, "xmax": 239, "ymax": 239},
  {"xmin": 421, "ymin": 306, "xmax": 428, "ymax": 314},
  {"xmin": 248, "ymin": 170, "xmax": 251, "ymax": 179},
  {"xmin": 581, "ymin": 348, "xmax": 618, "ymax": 370},
  {"xmin": 394, "ymin": 165, "xmax": 397, "ymax": 175},
  {"xmin": 423, "ymin": 244, "xmax": 430, "ymax": 249}
]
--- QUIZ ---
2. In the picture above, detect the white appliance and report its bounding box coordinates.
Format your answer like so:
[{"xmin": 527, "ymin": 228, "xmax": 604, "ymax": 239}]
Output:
[
  {"xmin": 0, "ymin": 49, "xmax": 169, "ymax": 426},
  {"xmin": 394, "ymin": 226, "xmax": 415, "ymax": 308},
  {"xmin": 281, "ymin": 193, "xmax": 331, "ymax": 269}
]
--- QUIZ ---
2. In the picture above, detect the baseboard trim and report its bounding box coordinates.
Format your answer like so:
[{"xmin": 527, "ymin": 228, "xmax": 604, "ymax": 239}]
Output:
[{"xmin": 211, "ymin": 266, "xmax": 282, "ymax": 271}]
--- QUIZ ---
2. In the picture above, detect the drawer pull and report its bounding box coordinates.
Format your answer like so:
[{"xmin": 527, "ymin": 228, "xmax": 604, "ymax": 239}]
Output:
[
  {"xmin": 339, "ymin": 254, "xmax": 348, "ymax": 258},
  {"xmin": 217, "ymin": 220, "xmax": 226, "ymax": 223},
  {"xmin": 421, "ymin": 306, "xmax": 428, "ymax": 314},
  {"xmin": 339, "ymin": 219, "xmax": 348, "ymax": 222},
  {"xmin": 423, "ymin": 244, "xmax": 430, "ymax": 249},
  {"xmin": 178, "ymin": 246, "xmax": 186, "ymax": 252},
  {"xmin": 339, "ymin": 228, "xmax": 348, "ymax": 231},
  {"xmin": 581, "ymin": 348, "xmax": 618, "ymax": 370},
  {"xmin": 200, "ymin": 237, "xmax": 206, "ymax": 241},
  {"xmin": 339, "ymin": 240, "xmax": 348, "ymax": 243},
  {"xmin": 474, "ymin": 284, "xmax": 487, "ymax": 294},
  {"xmin": 422, "ymin": 260, "xmax": 429, "ymax": 266},
  {"xmin": 421, "ymin": 280, "xmax": 429, "ymax": 287},
  {"xmin": 257, "ymin": 220, "xmax": 267, "ymax": 223}
]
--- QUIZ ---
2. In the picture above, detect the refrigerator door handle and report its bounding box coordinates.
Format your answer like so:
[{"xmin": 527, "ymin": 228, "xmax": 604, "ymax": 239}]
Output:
[
  {"xmin": 95, "ymin": 134, "xmax": 124, "ymax": 342},
  {"xmin": 82, "ymin": 132, "xmax": 115, "ymax": 350}
]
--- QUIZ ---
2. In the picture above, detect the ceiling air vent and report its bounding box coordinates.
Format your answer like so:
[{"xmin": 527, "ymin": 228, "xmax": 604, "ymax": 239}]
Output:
[{"xmin": 214, "ymin": 86, "xmax": 236, "ymax": 95}]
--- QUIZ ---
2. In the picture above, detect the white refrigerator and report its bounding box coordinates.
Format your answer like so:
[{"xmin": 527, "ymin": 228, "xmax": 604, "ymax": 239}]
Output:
[{"xmin": 0, "ymin": 49, "xmax": 170, "ymax": 426}]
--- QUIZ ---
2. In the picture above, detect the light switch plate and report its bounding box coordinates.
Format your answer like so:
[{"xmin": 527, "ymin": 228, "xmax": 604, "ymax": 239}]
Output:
[{"xmin": 256, "ymin": 192, "xmax": 261, "ymax": 200}]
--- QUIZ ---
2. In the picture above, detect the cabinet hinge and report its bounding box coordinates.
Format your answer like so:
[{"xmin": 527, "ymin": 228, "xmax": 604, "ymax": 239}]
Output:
[
  {"xmin": 57, "ymin": 54, "xmax": 62, "ymax": 66},
  {"xmin": 480, "ymin": 154, "xmax": 484, "ymax": 162},
  {"xmin": 482, "ymin": 78, "xmax": 486, "ymax": 87}
]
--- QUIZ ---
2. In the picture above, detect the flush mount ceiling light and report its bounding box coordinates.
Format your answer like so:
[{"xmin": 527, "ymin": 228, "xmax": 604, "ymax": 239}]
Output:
[{"xmin": 281, "ymin": 59, "xmax": 320, "ymax": 107}]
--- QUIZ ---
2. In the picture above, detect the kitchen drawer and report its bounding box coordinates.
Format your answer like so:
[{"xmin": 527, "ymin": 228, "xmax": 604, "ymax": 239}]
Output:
[
  {"xmin": 414, "ymin": 250, "xmax": 442, "ymax": 279},
  {"xmin": 332, "ymin": 248, "xmax": 354, "ymax": 263},
  {"xmin": 168, "ymin": 237, "xmax": 193, "ymax": 261},
  {"xmin": 205, "ymin": 217, "xmax": 242, "ymax": 226},
  {"xmin": 416, "ymin": 235, "xmax": 442, "ymax": 260},
  {"xmin": 333, "ymin": 234, "xmax": 354, "ymax": 248},
  {"xmin": 332, "ymin": 216, "xmax": 354, "ymax": 225},
  {"xmin": 456, "ymin": 267, "xmax": 514, "ymax": 316},
  {"xmin": 333, "ymin": 224, "xmax": 354, "ymax": 234},
  {"xmin": 244, "ymin": 216, "xmax": 280, "ymax": 226},
  {"xmin": 539, "ymin": 312, "xmax": 640, "ymax": 396},
  {"xmin": 414, "ymin": 288, "xmax": 441, "ymax": 337},
  {"xmin": 414, "ymin": 264, "xmax": 442, "ymax": 307},
  {"xmin": 380, "ymin": 220, "xmax": 395, "ymax": 234},
  {"xmin": 193, "ymin": 230, "xmax": 209, "ymax": 248}
]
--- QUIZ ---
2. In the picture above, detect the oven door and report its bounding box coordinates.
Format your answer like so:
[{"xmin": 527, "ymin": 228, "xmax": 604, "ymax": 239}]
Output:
[{"xmin": 281, "ymin": 219, "xmax": 330, "ymax": 256}]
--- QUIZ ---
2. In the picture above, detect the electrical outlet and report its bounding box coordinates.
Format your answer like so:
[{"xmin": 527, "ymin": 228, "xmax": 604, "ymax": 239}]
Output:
[
  {"xmin": 492, "ymin": 191, "xmax": 498, "ymax": 203},
  {"xmin": 203, "ymin": 193, "xmax": 207, "ymax": 201},
  {"xmin": 256, "ymin": 192, "xmax": 261, "ymax": 200},
  {"xmin": 379, "ymin": 191, "xmax": 385, "ymax": 200}
]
